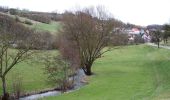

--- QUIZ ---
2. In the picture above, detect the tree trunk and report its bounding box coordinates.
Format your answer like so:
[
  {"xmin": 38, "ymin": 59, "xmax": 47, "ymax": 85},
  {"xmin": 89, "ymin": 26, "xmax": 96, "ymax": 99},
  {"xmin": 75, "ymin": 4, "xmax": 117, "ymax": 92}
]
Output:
[
  {"xmin": 158, "ymin": 42, "xmax": 159, "ymax": 48},
  {"xmin": 2, "ymin": 77, "xmax": 6, "ymax": 96},
  {"xmin": 157, "ymin": 39, "xmax": 160, "ymax": 48},
  {"xmin": 86, "ymin": 66, "xmax": 92, "ymax": 76},
  {"xmin": 84, "ymin": 63, "xmax": 92, "ymax": 76},
  {"xmin": 1, "ymin": 76, "xmax": 9, "ymax": 100}
]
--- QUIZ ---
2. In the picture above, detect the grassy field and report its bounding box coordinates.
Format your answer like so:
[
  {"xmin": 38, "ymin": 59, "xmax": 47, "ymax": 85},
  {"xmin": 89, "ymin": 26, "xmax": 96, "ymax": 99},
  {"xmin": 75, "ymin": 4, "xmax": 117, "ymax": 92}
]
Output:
[
  {"xmin": 32, "ymin": 21, "xmax": 61, "ymax": 34},
  {"xmin": 0, "ymin": 50, "xmax": 58, "ymax": 94},
  {"xmin": 1, "ymin": 45, "xmax": 170, "ymax": 100},
  {"xmin": 41, "ymin": 45, "xmax": 170, "ymax": 100}
]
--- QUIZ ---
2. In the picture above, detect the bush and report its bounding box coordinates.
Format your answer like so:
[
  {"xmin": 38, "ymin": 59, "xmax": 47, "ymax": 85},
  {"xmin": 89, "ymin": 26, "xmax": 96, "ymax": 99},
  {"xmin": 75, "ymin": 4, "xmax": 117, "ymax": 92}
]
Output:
[
  {"xmin": 31, "ymin": 15, "xmax": 51, "ymax": 24},
  {"xmin": 12, "ymin": 73, "xmax": 23, "ymax": 99},
  {"xmin": 110, "ymin": 33, "xmax": 129, "ymax": 46},
  {"xmin": 35, "ymin": 31, "xmax": 59, "ymax": 50},
  {"xmin": 9, "ymin": 8, "xmax": 18, "ymax": 15},
  {"xmin": 24, "ymin": 20, "xmax": 33, "ymax": 25},
  {"xmin": 44, "ymin": 56, "xmax": 74, "ymax": 92},
  {"xmin": 19, "ymin": 13, "xmax": 51, "ymax": 24},
  {"xmin": 15, "ymin": 16, "xmax": 21, "ymax": 22},
  {"xmin": 134, "ymin": 35, "xmax": 144, "ymax": 44}
]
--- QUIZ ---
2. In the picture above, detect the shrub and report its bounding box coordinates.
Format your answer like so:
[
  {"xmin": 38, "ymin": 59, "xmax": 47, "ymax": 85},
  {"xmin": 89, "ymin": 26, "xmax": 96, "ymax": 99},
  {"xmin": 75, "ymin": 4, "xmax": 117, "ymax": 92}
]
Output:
[
  {"xmin": 19, "ymin": 13, "xmax": 51, "ymax": 24},
  {"xmin": 12, "ymin": 73, "xmax": 23, "ymax": 99},
  {"xmin": 9, "ymin": 8, "xmax": 18, "ymax": 15},
  {"xmin": 110, "ymin": 33, "xmax": 129, "ymax": 46},
  {"xmin": 44, "ymin": 55, "xmax": 74, "ymax": 92},
  {"xmin": 24, "ymin": 20, "xmax": 33, "ymax": 25},
  {"xmin": 134, "ymin": 35, "xmax": 144, "ymax": 44},
  {"xmin": 15, "ymin": 16, "xmax": 21, "ymax": 22}
]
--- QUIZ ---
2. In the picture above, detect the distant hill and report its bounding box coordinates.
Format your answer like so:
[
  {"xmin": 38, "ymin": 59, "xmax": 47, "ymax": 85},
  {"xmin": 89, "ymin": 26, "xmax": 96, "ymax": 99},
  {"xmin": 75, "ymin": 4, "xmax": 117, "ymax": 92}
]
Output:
[
  {"xmin": 147, "ymin": 24, "xmax": 164, "ymax": 30},
  {"xmin": 0, "ymin": 6, "xmax": 62, "ymax": 22}
]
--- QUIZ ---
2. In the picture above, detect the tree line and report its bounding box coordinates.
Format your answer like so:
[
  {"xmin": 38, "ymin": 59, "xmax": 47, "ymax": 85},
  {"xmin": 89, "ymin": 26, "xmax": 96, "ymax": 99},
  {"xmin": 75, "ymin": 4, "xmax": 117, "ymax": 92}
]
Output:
[{"xmin": 150, "ymin": 24, "xmax": 170, "ymax": 48}]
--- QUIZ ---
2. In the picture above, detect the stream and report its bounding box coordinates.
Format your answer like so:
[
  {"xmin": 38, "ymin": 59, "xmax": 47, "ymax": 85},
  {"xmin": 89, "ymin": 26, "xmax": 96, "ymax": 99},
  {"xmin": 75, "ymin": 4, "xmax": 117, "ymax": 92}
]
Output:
[{"xmin": 19, "ymin": 69, "xmax": 86, "ymax": 100}]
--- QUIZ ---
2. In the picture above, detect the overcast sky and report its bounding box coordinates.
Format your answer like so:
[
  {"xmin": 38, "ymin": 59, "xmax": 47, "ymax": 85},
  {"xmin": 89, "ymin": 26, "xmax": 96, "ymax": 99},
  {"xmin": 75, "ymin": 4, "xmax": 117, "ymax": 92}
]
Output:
[{"xmin": 0, "ymin": 0, "xmax": 170, "ymax": 26}]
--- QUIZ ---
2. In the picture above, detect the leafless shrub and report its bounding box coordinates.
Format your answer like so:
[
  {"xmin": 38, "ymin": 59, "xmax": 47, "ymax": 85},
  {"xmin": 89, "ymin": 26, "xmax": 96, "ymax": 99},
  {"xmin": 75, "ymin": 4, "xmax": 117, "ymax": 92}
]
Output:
[
  {"xmin": 110, "ymin": 33, "xmax": 129, "ymax": 46},
  {"xmin": 11, "ymin": 72, "xmax": 23, "ymax": 99},
  {"xmin": 44, "ymin": 55, "xmax": 74, "ymax": 92}
]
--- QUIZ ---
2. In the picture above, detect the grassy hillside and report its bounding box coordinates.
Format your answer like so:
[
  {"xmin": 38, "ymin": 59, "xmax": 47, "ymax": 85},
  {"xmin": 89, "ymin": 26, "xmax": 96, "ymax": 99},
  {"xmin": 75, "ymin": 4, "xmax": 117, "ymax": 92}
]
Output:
[
  {"xmin": 31, "ymin": 21, "xmax": 61, "ymax": 34},
  {"xmin": 41, "ymin": 45, "xmax": 170, "ymax": 100},
  {"xmin": 0, "ymin": 12, "xmax": 61, "ymax": 33}
]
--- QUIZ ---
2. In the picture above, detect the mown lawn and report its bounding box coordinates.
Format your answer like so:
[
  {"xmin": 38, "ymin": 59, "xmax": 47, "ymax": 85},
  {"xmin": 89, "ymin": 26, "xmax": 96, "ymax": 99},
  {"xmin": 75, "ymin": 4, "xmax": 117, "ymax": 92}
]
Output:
[
  {"xmin": 1, "ymin": 45, "xmax": 170, "ymax": 100},
  {"xmin": 0, "ymin": 50, "xmax": 58, "ymax": 94},
  {"xmin": 41, "ymin": 45, "xmax": 170, "ymax": 100}
]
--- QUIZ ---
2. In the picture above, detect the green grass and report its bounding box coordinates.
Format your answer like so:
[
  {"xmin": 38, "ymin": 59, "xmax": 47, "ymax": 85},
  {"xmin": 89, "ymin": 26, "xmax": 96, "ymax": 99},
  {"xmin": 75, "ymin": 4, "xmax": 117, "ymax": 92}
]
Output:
[
  {"xmin": 0, "ymin": 50, "xmax": 58, "ymax": 94},
  {"xmin": 32, "ymin": 21, "xmax": 61, "ymax": 34},
  {"xmin": 42, "ymin": 45, "xmax": 170, "ymax": 100},
  {"xmin": 1, "ymin": 45, "xmax": 170, "ymax": 99}
]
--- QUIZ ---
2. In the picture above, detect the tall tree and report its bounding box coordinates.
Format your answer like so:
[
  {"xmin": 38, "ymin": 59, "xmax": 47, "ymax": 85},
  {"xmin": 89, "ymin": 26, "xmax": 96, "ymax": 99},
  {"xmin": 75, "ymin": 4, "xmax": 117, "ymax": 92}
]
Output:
[{"xmin": 61, "ymin": 7, "xmax": 113, "ymax": 75}]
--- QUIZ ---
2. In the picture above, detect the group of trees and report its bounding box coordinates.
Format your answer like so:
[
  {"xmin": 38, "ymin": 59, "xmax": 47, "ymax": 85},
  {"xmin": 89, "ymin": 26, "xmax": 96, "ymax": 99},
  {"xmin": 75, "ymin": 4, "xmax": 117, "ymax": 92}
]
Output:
[
  {"xmin": 150, "ymin": 24, "xmax": 170, "ymax": 48},
  {"xmin": 0, "ymin": 6, "xmax": 8, "ymax": 13},
  {"xmin": 19, "ymin": 13, "xmax": 51, "ymax": 24},
  {"xmin": 162, "ymin": 24, "xmax": 170, "ymax": 44}
]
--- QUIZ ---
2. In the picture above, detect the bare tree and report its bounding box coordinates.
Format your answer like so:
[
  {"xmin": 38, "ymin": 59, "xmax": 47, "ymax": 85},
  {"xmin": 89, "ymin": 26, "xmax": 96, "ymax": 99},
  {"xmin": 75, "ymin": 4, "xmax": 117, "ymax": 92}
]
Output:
[
  {"xmin": 162, "ymin": 24, "xmax": 170, "ymax": 44},
  {"xmin": 58, "ymin": 33, "xmax": 80, "ymax": 72},
  {"xmin": 61, "ymin": 7, "xmax": 113, "ymax": 75},
  {"xmin": 0, "ymin": 14, "xmax": 39, "ymax": 100},
  {"xmin": 110, "ymin": 32, "xmax": 129, "ymax": 46},
  {"xmin": 43, "ymin": 55, "xmax": 74, "ymax": 92}
]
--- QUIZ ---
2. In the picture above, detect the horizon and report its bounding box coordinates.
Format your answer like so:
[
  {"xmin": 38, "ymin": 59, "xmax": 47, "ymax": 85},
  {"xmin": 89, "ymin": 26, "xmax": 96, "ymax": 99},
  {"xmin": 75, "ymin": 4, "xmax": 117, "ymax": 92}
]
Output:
[{"xmin": 0, "ymin": 0, "xmax": 170, "ymax": 26}]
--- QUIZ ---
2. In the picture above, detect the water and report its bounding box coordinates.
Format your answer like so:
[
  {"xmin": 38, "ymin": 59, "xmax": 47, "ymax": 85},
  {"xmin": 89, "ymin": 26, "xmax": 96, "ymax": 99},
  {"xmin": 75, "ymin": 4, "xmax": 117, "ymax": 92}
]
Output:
[
  {"xmin": 19, "ymin": 91, "xmax": 61, "ymax": 100},
  {"xmin": 20, "ymin": 69, "xmax": 86, "ymax": 100}
]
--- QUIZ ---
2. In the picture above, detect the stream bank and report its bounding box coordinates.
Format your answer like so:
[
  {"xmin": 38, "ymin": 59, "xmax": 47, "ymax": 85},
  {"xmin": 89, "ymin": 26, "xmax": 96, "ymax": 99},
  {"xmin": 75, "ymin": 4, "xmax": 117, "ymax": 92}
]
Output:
[{"xmin": 19, "ymin": 69, "xmax": 87, "ymax": 100}]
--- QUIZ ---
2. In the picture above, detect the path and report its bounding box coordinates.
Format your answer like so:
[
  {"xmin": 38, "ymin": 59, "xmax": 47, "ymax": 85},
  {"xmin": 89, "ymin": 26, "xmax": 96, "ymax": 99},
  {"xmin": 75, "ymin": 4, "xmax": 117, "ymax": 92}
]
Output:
[{"xmin": 147, "ymin": 43, "xmax": 170, "ymax": 50}]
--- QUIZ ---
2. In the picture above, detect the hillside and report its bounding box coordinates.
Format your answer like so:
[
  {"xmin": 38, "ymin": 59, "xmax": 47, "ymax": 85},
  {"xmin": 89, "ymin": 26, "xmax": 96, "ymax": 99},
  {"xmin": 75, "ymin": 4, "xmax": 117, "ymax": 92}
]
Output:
[{"xmin": 0, "ymin": 12, "xmax": 61, "ymax": 33}]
